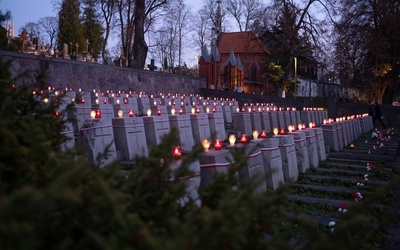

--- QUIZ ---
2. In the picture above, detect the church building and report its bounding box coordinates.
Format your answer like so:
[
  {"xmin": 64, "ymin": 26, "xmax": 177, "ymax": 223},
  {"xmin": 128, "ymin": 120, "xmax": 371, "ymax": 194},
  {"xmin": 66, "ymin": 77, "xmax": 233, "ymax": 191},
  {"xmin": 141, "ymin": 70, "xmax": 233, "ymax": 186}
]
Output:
[{"xmin": 198, "ymin": 0, "xmax": 270, "ymax": 94}]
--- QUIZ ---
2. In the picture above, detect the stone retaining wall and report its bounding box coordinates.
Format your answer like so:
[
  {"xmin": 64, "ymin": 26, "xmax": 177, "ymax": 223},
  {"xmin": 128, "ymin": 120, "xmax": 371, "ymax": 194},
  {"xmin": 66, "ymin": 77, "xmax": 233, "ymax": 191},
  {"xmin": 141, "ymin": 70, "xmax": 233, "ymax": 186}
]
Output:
[{"xmin": 0, "ymin": 50, "xmax": 206, "ymax": 94}]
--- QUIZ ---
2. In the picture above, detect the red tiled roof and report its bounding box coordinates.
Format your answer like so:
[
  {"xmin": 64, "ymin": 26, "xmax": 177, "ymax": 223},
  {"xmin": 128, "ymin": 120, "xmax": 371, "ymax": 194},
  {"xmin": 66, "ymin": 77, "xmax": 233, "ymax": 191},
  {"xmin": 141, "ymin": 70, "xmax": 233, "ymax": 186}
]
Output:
[{"xmin": 217, "ymin": 31, "xmax": 269, "ymax": 54}]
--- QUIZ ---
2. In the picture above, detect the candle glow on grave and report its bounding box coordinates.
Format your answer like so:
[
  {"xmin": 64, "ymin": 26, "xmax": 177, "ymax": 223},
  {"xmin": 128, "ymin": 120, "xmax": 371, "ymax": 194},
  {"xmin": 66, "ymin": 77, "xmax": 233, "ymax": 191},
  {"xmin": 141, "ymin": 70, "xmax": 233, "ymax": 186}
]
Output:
[
  {"xmin": 172, "ymin": 146, "xmax": 182, "ymax": 158},
  {"xmin": 252, "ymin": 130, "xmax": 259, "ymax": 139},
  {"xmin": 202, "ymin": 139, "xmax": 211, "ymax": 152},
  {"xmin": 260, "ymin": 130, "xmax": 267, "ymax": 138},
  {"xmin": 229, "ymin": 134, "xmax": 236, "ymax": 146},
  {"xmin": 147, "ymin": 109, "xmax": 152, "ymax": 116},
  {"xmin": 118, "ymin": 110, "xmax": 123, "ymax": 118},
  {"xmin": 240, "ymin": 134, "xmax": 248, "ymax": 143},
  {"xmin": 273, "ymin": 128, "xmax": 279, "ymax": 135},
  {"xmin": 214, "ymin": 139, "xmax": 223, "ymax": 150}
]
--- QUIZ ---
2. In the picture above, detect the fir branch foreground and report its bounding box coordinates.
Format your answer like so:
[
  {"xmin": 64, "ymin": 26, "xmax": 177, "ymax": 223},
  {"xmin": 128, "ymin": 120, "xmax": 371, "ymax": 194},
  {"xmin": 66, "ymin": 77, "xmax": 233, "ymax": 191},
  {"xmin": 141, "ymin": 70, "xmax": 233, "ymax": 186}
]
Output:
[{"xmin": 0, "ymin": 57, "xmax": 398, "ymax": 250}]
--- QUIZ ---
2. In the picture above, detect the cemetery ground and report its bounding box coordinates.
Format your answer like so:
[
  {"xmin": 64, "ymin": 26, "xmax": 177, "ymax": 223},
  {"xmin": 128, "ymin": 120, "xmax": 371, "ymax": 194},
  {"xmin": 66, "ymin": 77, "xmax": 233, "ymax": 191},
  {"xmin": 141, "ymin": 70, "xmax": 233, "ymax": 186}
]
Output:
[{"xmin": 278, "ymin": 125, "xmax": 400, "ymax": 249}]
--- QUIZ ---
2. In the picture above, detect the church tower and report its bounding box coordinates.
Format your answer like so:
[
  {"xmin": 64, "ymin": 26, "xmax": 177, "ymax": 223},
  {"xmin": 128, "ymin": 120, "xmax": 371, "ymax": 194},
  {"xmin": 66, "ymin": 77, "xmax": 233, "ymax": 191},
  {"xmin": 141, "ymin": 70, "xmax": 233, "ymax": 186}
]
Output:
[{"xmin": 199, "ymin": 0, "xmax": 223, "ymax": 90}]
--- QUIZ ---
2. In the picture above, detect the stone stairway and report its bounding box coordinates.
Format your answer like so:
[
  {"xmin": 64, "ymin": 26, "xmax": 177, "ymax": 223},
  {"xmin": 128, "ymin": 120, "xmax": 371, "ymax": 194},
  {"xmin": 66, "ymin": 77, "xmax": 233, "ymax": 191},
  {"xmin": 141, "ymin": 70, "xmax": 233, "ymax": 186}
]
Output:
[{"xmin": 284, "ymin": 130, "xmax": 399, "ymax": 247}]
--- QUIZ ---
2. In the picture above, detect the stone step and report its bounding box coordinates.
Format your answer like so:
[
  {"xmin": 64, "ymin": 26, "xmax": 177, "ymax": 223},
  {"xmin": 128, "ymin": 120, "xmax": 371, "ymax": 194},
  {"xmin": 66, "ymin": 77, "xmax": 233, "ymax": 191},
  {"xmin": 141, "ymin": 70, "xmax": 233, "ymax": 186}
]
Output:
[
  {"xmin": 285, "ymin": 211, "xmax": 339, "ymax": 226},
  {"xmin": 287, "ymin": 194, "xmax": 354, "ymax": 207},
  {"xmin": 300, "ymin": 174, "xmax": 386, "ymax": 186},
  {"xmin": 328, "ymin": 152, "xmax": 396, "ymax": 162},
  {"xmin": 290, "ymin": 183, "xmax": 369, "ymax": 194},
  {"xmin": 320, "ymin": 162, "xmax": 393, "ymax": 172}
]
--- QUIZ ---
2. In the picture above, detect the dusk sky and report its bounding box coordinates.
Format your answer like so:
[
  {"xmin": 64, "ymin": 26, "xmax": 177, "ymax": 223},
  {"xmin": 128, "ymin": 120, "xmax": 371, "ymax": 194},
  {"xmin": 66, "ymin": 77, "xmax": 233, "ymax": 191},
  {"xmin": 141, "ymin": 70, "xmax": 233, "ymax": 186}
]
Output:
[{"xmin": 1, "ymin": 0, "xmax": 204, "ymax": 65}]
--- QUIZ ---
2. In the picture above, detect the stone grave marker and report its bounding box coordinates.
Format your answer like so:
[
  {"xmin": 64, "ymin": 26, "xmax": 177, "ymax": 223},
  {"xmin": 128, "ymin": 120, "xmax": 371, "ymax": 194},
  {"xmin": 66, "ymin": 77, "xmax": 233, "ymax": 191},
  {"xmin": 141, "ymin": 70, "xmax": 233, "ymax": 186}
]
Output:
[
  {"xmin": 259, "ymin": 111, "xmax": 272, "ymax": 134},
  {"xmin": 250, "ymin": 111, "xmax": 262, "ymax": 134},
  {"xmin": 233, "ymin": 112, "xmax": 252, "ymax": 136},
  {"xmin": 258, "ymin": 137, "xmax": 284, "ymax": 189},
  {"xmin": 236, "ymin": 142, "xmax": 267, "ymax": 194},
  {"xmin": 322, "ymin": 123, "xmax": 340, "ymax": 152},
  {"xmin": 112, "ymin": 117, "xmax": 148, "ymax": 160},
  {"xmin": 199, "ymin": 149, "xmax": 235, "ymax": 189},
  {"xmin": 304, "ymin": 129, "xmax": 319, "ymax": 167},
  {"xmin": 268, "ymin": 111, "xmax": 279, "ymax": 131},
  {"xmin": 143, "ymin": 115, "xmax": 171, "ymax": 149},
  {"xmin": 207, "ymin": 112, "xmax": 226, "ymax": 141},
  {"xmin": 274, "ymin": 134, "xmax": 298, "ymax": 182},
  {"xmin": 79, "ymin": 118, "xmax": 117, "ymax": 168},
  {"xmin": 306, "ymin": 127, "xmax": 326, "ymax": 161},
  {"xmin": 190, "ymin": 113, "xmax": 211, "ymax": 146},
  {"xmin": 277, "ymin": 110, "xmax": 286, "ymax": 130},
  {"xmin": 289, "ymin": 131, "xmax": 310, "ymax": 173},
  {"xmin": 168, "ymin": 113, "xmax": 195, "ymax": 152}
]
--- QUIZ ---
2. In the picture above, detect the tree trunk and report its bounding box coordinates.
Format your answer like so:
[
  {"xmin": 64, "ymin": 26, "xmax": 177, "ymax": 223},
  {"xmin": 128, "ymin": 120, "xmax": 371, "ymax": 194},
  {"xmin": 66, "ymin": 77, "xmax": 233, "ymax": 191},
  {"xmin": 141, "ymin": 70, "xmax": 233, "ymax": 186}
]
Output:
[{"xmin": 133, "ymin": 0, "xmax": 148, "ymax": 69}]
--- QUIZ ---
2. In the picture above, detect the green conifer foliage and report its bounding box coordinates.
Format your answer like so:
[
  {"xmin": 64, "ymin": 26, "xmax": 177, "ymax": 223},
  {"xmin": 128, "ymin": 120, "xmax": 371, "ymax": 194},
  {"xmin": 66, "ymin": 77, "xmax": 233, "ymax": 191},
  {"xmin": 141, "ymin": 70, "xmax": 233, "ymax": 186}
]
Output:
[
  {"xmin": 57, "ymin": 0, "xmax": 86, "ymax": 53},
  {"xmin": 82, "ymin": 0, "xmax": 104, "ymax": 59},
  {"xmin": 0, "ymin": 57, "xmax": 397, "ymax": 249}
]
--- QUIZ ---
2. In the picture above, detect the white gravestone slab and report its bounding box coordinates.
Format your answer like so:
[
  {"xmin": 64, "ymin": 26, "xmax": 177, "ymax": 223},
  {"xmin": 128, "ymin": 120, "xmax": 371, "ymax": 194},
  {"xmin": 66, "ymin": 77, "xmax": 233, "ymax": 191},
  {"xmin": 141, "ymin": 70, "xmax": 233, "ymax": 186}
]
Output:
[
  {"xmin": 169, "ymin": 114, "xmax": 195, "ymax": 152},
  {"xmin": 295, "ymin": 111, "xmax": 301, "ymax": 126},
  {"xmin": 170, "ymin": 159, "xmax": 201, "ymax": 206},
  {"xmin": 277, "ymin": 111, "xmax": 286, "ymax": 130},
  {"xmin": 322, "ymin": 123, "xmax": 340, "ymax": 152},
  {"xmin": 283, "ymin": 111, "xmax": 292, "ymax": 127},
  {"xmin": 289, "ymin": 131, "xmax": 310, "ymax": 173},
  {"xmin": 250, "ymin": 112, "xmax": 262, "ymax": 133},
  {"xmin": 268, "ymin": 111, "xmax": 279, "ymax": 131},
  {"xmin": 259, "ymin": 112, "xmax": 272, "ymax": 134},
  {"xmin": 275, "ymin": 134, "xmax": 298, "ymax": 182},
  {"xmin": 335, "ymin": 122, "xmax": 345, "ymax": 150},
  {"xmin": 71, "ymin": 103, "xmax": 92, "ymax": 133},
  {"xmin": 112, "ymin": 117, "xmax": 148, "ymax": 160},
  {"xmin": 143, "ymin": 115, "xmax": 171, "ymax": 148},
  {"xmin": 92, "ymin": 103, "xmax": 114, "ymax": 121},
  {"xmin": 190, "ymin": 113, "xmax": 211, "ymax": 146},
  {"xmin": 208, "ymin": 112, "xmax": 226, "ymax": 141},
  {"xmin": 80, "ymin": 119, "xmax": 117, "ymax": 168},
  {"xmin": 60, "ymin": 120, "xmax": 75, "ymax": 152},
  {"xmin": 301, "ymin": 110, "xmax": 312, "ymax": 124},
  {"xmin": 222, "ymin": 103, "xmax": 233, "ymax": 124},
  {"xmin": 341, "ymin": 121, "xmax": 350, "ymax": 146},
  {"xmin": 199, "ymin": 149, "xmax": 235, "ymax": 190},
  {"xmin": 236, "ymin": 142, "xmax": 267, "ymax": 194},
  {"xmin": 258, "ymin": 138, "xmax": 284, "ymax": 189},
  {"xmin": 307, "ymin": 127, "xmax": 326, "ymax": 161},
  {"xmin": 233, "ymin": 112, "xmax": 252, "ymax": 136},
  {"xmin": 290, "ymin": 111, "xmax": 297, "ymax": 127},
  {"xmin": 137, "ymin": 97, "xmax": 151, "ymax": 116},
  {"xmin": 304, "ymin": 129, "xmax": 319, "ymax": 167}
]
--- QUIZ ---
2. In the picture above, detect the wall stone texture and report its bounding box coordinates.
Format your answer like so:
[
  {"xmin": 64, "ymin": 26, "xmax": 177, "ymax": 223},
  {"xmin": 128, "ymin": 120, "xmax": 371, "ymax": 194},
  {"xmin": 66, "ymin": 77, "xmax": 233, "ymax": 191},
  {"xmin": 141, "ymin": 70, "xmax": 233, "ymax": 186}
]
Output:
[{"xmin": 0, "ymin": 50, "xmax": 206, "ymax": 94}]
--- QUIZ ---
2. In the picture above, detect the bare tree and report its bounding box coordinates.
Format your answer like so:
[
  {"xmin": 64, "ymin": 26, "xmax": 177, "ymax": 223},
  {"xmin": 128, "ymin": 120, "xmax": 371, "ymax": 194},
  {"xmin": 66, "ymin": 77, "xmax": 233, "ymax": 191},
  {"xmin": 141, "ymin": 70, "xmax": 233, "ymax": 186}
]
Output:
[
  {"xmin": 133, "ymin": 0, "xmax": 167, "ymax": 69},
  {"xmin": 334, "ymin": 0, "xmax": 400, "ymax": 103},
  {"xmin": 115, "ymin": 0, "xmax": 135, "ymax": 61},
  {"xmin": 192, "ymin": 7, "xmax": 212, "ymax": 53},
  {"xmin": 99, "ymin": 0, "xmax": 116, "ymax": 62},
  {"xmin": 225, "ymin": 0, "xmax": 265, "ymax": 32},
  {"xmin": 37, "ymin": 17, "xmax": 58, "ymax": 49},
  {"xmin": 262, "ymin": 0, "xmax": 337, "ymax": 96},
  {"xmin": 20, "ymin": 22, "xmax": 40, "ymax": 41}
]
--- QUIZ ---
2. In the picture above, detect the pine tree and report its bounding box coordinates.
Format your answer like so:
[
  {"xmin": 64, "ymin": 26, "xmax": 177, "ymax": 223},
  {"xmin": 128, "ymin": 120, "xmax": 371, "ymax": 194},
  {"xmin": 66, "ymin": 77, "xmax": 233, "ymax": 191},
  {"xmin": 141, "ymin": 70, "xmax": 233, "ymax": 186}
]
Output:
[
  {"xmin": 57, "ymin": 0, "xmax": 86, "ymax": 54},
  {"xmin": 82, "ymin": 0, "xmax": 104, "ymax": 60}
]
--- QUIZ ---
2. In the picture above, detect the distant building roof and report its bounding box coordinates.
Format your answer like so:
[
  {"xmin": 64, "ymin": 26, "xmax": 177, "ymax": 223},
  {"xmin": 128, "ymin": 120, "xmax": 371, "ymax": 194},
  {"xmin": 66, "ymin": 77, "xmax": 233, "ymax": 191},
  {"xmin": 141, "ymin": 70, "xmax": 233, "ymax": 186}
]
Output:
[{"xmin": 217, "ymin": 31, "xmax": 269, "ymax": 54}]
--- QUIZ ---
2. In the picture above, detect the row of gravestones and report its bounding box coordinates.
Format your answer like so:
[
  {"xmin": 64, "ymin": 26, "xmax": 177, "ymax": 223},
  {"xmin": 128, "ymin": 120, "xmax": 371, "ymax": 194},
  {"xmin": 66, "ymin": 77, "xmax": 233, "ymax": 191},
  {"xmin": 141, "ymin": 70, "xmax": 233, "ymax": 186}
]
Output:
[{"xmin": 53, "ymin": 90, "xmax": 372, "ymax": 205}]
